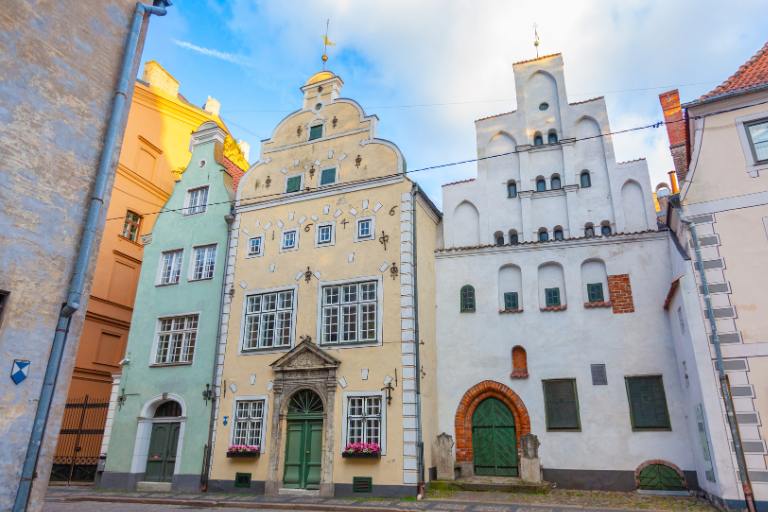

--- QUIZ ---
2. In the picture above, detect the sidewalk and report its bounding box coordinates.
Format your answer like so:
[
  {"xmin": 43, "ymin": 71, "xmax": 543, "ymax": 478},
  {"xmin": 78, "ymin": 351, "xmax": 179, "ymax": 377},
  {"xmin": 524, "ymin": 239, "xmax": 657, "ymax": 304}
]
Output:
[{"xmin": 46, "ymin": 485, "xmax": 718, "ymax": 512}]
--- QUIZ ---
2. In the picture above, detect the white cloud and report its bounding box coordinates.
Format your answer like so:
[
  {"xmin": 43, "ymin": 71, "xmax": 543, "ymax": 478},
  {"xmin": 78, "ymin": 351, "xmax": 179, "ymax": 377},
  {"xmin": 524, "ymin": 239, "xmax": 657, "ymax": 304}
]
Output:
[{"xmin": 172, "ymin": 39, "xmax": 254, "ymax": 68}]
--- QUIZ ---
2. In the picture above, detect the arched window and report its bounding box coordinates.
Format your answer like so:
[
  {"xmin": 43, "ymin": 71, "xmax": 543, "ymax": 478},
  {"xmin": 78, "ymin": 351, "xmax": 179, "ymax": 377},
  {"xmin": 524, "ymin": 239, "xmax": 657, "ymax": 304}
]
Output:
[
  {"xmin": 533, "ymin": 132, "xmax": 544, "ymax": 146},
  {"xmin": 507, "ymin": 180, "xmax": 517, "ymax": 198},
  {"xmin": 460, "ymin": 285, "xmax": 476, "ymax": 312},
  {"xmin": 494, "ymin": 231, "xmax": 505, "ymax": 246},
  {"xmin": 548, "ymin": 130, "xmax": 558, "ymax": 144},
  {"xmin": 508, "ymin": 229, "xmax": 519, "ymax": 245},
  {"xmin": 601, "ymin": 221, "xmax": 612, "ymax": 236},
  {"xmin": 584, "ymin": 223, "xmax": 595, "ymax": 238},
  {"xmin": 535, "ymin": 176, "xmax": 546, "ymax": 192},
  {"xmin": 154, "ymin": 400, "xmax": 182, "ymax": 418},
  {"xmin": 580, "ymin": 170, "xmax": 591, "ymax": 188},
  {"xmin": 550, "ymin": 173, "xmax": 562, "ymax": 189},
  {"xmin": 538, "ymin": 228, "xmax": 549, "ymax": 242},
  {"xmin": 553, "ymin": 226, "xmax": 564, "ymax": 240},
  {"xmin": 511, "ymin": 346, "xmax": 528, "ymax": 378}
]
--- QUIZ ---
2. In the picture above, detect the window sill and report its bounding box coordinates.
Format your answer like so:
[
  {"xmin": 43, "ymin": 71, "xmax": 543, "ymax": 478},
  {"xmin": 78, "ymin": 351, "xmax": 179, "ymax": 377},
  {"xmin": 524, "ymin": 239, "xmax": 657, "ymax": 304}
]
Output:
[
  {"xmin": 499, "ymin": 308, "xmax": 523, "ymax": 314},
  {"xmin": 459, "ymin": 309, "xmax": 476, "ymax": 314},
  {"xmin": 584, "ymin": 301, "xmax": 612, "ymax": 309},
  {"xmin": 150, "ymin": 362, "xmax": 193, "ymax": 368},
  {"xmin": 189, "ymin": 277, "xmax": 215, "ymax": 282},
  {"xmin": 320, "ymin": 340, "xmax": 380, "ymax": 349},
  {"xmin": 510, "ymin": 370, "xmax": 528, "ymax": 379},
  {"xmin": 155, "ymin": 282, "xmax": 180, "ymax": 287},
  {"xmin": 241, "ymin": 346, "xmax": 291, "ymax": 354},
  {"xmin": 245, "ymin": 253, "xmax": 263, "ymax": 259},
  {"xmin": 354, "ymin": 237, "xmax": 375, "ymax": 243},
  {"xmin": 540, "ymin": 305, "xmax": 567, "ymax": 312},
  {"xmin": 182, "ymin": 211, "xmax": 206, "ymax": 217},
  {"xmin": 631, "ymin": 427, "xmax": 672, "ymax": 432},
  {"xmin": 117, "ymin": 235, "xmax": 143, "ymax": 247}
]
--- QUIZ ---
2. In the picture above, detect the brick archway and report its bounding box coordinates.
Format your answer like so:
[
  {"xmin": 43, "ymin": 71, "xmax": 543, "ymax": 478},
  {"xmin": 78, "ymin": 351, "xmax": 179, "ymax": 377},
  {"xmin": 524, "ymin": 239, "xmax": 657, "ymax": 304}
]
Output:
[{"xmin": 455, "ymin": 380, "xmax": 531, "ymax": 462}]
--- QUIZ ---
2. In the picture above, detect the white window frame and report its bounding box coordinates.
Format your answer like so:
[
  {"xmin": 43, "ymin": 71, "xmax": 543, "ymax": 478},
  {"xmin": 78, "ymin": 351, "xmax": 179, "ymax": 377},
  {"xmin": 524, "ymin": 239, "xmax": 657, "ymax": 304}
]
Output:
[
  {"xmin": 239, "ymin": 285, "xmax": 298, "ymax": 354},
  {"xmin": 736, "ymin": 112, "xmax": 768, "ymax": 177},
  {"xmin": 184, "ymin": 186, "xmax": 209, "ymax": 215},
  {"xmin": 280, "ymin": 229, "xmax": 298, "ymax": 252},
  {"xmin": 230, "ymin": 395, "xmax": 268, "ymax": 451},
  {"xmin": 150, "ymin": 312, "xmax": 200, "ymax": 366},
  {"xmin": 156, "ymin": 248, "xmax": 183, "ymax": 286},
  {"xmin": 316, "ymin": 276, "xmax": 383, "ymax": 348},
  {"xmin": 285, "ymin": 173, "xmax": 304, "ymax": 193},
  {"xmin": 247, "ymin": 236, "xmax": 264, "ymax": 258},
  {"xmin": 188, "ymin": 244, "xmax": 217, "ymax": 281},
  {"xmin": 341, "ymin": 391, "xmax": 386, "ymax": 455},
  {"xmin": 315, "ymin": 222, "xmax": 335, "ymax": 247},
  {"xmin": 355, "ymin": 217, "xmax": 375, "ymax": 242}
]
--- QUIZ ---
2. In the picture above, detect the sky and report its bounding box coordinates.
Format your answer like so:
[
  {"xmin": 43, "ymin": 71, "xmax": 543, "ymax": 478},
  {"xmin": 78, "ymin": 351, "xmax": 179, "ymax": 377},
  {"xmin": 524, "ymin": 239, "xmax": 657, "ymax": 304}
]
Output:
[{"xmin": 139, "ymin": 0, "xmax": 768, "ymax": 209}]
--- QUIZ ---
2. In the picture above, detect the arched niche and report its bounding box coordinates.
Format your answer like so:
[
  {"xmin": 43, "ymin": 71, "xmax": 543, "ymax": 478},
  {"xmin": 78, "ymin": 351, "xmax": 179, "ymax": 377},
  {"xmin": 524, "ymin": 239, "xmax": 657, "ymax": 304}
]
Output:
[
  {"xmin": 581, "ymin": 259, "xmax": 608, "ymax": 304},
  {"xmin": 538, "ymin": 262, "xmax": 566, "ymax": 309},
  {"xmin": 498, "ymin": 264, "xmax": 522, "ymax": 311},
  {"xmin": 453, "ymin": 201, "xmax": 480, "ymax": 247},
  {"xmin": 621, "ymin": 180, "xmax": 648, "ymax": 232},
  {"xmin": 483, "ymin": 132, "xmax": 519, "ymax": 180}
]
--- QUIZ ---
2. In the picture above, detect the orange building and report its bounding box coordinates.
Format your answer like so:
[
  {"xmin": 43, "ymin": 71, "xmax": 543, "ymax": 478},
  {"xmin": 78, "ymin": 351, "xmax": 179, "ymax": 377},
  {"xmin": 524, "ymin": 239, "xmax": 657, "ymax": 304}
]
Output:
[{"xmin": 51, "ymin": 62, "xmax": 248, "ymax": 482}]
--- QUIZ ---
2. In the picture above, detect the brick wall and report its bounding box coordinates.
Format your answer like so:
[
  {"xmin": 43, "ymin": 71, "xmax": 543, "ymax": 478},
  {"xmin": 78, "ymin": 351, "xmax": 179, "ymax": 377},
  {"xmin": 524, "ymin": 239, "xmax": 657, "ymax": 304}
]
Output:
[
  {"xmin": 658, "ymin": 90, "xmax": 689, "ymax": 184},
  {"xmin": 608, "ymin": 274, "xmax": 635, "ymax": 314}
]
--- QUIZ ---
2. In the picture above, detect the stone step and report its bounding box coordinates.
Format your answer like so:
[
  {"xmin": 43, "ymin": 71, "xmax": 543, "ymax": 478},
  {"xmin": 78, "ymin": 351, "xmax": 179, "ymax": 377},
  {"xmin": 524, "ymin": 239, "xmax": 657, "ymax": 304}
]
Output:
[
  {"xmin": 278, "ymin": 488, "xmax": 320, "ymax": 496},
  {"xmin": 430, "ymin": 478, "xmax": 551, "ymax": 494},
  {"xmin": 136, "ymin": 481, "xmax": 172, "ymax": 492}
]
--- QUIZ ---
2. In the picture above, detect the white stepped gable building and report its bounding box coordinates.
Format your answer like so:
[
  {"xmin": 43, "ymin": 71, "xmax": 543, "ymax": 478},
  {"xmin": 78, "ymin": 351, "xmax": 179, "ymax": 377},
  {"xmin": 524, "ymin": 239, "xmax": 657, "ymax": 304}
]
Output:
[{"xmin": 434, "ymin": 53, "xmax": 701, "ymax": 491}]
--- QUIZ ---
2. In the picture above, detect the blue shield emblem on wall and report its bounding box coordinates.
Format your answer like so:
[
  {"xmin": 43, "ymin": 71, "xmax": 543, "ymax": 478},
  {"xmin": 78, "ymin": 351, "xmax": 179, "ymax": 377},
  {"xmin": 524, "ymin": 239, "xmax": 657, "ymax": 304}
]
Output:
[{"xmin": 11, "ymin": 360, "xmax": 30, "ymax": 385}]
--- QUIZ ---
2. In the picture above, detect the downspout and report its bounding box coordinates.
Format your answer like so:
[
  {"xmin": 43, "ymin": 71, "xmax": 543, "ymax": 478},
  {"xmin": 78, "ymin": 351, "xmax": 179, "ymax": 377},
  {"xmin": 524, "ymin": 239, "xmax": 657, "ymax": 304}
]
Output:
[
  {"xmin": 13, "ymin": 2, "xmax": 171, "ymax": 510},
  {"xmin": 411, "ymin": 185, "xmax": 426, "ymax": 497},
  {"xmin": 202, "ymin": 206, "xmax": 235, "ymax": 491},
  {"xmin": 683, "ymin": 217, "xmax": 756, "ymax": 512}
]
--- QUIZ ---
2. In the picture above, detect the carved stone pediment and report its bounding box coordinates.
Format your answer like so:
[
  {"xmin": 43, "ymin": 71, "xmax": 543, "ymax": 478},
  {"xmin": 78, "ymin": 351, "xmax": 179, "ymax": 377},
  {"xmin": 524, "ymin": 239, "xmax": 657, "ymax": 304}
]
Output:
[{"xmin": 270, "ymin": 337, "xmax": 340, "ymax": 372}]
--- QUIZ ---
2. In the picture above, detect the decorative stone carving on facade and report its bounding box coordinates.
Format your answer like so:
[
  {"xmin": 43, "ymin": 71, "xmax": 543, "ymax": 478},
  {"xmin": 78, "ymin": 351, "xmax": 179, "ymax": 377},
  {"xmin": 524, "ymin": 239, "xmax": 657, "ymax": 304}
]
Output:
[{"xmin": 270, "ymin": 336, "xmax": 340, "ymax": 373}]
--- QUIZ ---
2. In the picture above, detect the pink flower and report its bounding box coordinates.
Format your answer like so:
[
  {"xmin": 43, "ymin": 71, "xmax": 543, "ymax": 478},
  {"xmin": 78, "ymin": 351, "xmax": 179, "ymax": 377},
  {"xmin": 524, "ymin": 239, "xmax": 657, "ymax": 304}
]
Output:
[{"xmin": 343, "ymin": 442, "xmax": 381, "ymax": 454}]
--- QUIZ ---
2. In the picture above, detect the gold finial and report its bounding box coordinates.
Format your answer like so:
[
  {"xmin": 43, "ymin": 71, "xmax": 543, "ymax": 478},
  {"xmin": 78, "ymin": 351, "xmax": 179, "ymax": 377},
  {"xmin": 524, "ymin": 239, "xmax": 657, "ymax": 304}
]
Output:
[
  {"xmin": 321, "ymin": 18, "xmax": 335, "ymax": 69},
  {"xmin": 533, "ymin": 23, "xmax": 540, "ymax": 58}
]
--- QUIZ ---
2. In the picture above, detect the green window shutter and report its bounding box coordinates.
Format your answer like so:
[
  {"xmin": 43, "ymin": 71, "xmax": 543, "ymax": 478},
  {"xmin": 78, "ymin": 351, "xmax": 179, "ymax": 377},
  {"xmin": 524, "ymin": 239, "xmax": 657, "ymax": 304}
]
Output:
[
  {"xmin": 320, "ymin": 168, "xmax": 336, "ymax": 185},
  {"xmin": 543, "ymin": 379, "xmax": 580, "ymax": 430},
  {"xmin": 503, "ymin": 292, "xmax": 518, "ymax": 310},
  {"xmin": 460, "ymin": 285, "xmax": 475, "ymax": 312},
  {"xmin": 286, "ymin": 176, "xmax": 302, "ymax": 193},
  {"xmin": 587, "ymin": 283, "xmax": 604, "ymax": 303},
  {"xmin": 625, "ymin": 376, "xmax": 671, "ymax": 430},
  {"xmin": 309, "ymin": 124, "xmax": 323, "ymax": 141},
  {"xmin": 545, "ymin": 287, "xmax": 560, "ymax": 307}
]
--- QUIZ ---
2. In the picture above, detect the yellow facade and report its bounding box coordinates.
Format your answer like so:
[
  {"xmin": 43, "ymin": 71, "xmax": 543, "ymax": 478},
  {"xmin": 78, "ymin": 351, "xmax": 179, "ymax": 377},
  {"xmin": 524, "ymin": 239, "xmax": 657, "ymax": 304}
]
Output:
[{"xmin": 209, "ymin": 71, "xmax": 440, "ymax": 497}]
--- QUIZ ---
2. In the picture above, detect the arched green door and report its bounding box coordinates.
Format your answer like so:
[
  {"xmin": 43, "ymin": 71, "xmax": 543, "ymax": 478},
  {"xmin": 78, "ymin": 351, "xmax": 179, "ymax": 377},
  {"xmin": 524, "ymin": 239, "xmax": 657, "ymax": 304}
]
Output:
[
  {"xmin": 472, "ymin": 398, "xmax": 518, "ymax": 476},
  {"xmin": 283, "ymin": 390, "xmax": 323, "ymax": 489}
]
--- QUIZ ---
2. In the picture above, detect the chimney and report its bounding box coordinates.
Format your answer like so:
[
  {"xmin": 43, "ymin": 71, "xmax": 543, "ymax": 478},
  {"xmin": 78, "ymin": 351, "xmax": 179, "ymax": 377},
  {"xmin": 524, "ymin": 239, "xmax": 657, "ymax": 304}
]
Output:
[
  {"xmin": 667, "ymin": 170, "xmax": 679, "ymax": 194},
  {"xmin": 658, "ymin": 90, "xmax": 689, "ymax": 184},
  {"xmin": 237, "ymin": 140, "xmax": 251, "ymax": 162},
  {"xmin": 204, "ymin": 96, "xmax": 221, "ymax": 117}
]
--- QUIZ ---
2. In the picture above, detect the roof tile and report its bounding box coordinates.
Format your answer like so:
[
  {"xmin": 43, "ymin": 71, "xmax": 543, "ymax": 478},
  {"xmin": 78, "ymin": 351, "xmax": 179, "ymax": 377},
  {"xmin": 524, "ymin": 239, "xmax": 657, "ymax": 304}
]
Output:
[{"xmin": 700, "ymin": 41, "xmax": 768, "ymax": 101}]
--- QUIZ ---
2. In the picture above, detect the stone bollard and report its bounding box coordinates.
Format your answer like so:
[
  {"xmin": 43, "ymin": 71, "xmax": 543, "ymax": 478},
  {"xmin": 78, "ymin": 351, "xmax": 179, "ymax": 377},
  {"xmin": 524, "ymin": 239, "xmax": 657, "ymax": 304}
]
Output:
[
  {"xmin": 432, "ymin": 432, "xmax": 455, "ymax": 480},
  {"xmin": 519, "ymin": 433, "xmax": 542, "ymax": 483}
]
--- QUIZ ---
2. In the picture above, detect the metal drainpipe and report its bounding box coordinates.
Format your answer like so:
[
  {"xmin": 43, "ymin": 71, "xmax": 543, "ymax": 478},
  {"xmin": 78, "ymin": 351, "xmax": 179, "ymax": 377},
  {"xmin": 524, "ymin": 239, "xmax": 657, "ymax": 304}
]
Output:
[
  {"xmin": 684, "ymin": 218, "xmax": 756, "ymax": 512},
  {"xmin": 410, "ymin": 185, "xmax": 426, "ymax": 497},
  {"xmin": 13, "ymin": 2, "xmax": 171, "ymax": 510},
  {"xmin": 201, "ymin": 207, "xmax": 235, "ymax": 491}
]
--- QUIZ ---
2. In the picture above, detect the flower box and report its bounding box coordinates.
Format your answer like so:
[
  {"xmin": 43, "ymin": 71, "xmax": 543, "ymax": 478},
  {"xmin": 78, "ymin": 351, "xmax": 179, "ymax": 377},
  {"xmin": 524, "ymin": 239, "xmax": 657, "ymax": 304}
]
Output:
[
  {"xmin": 227, "ymin": 451, "xmax": 259, "ymax": 458},
  {"xmin": 342, "ymin": 451, "xmax": 380, "ymax": 459},
  {"xmin": 342, "ymin": 442, "xmax": 381, "ymax": 459},
  {"xmin": 226, "ymin": 445, "xmax": 260, "ymax": 458}
]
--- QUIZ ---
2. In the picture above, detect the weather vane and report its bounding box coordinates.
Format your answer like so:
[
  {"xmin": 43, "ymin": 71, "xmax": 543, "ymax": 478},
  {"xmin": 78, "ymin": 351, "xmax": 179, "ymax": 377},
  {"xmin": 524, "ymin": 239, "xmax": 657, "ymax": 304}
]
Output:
[
  {"xmin": 322, "ymin": 18, "xmax": 335, "ymax": 69},
  {"xmin": 533, "ymin": 23, "xmax": 540, "ymax": 58}
]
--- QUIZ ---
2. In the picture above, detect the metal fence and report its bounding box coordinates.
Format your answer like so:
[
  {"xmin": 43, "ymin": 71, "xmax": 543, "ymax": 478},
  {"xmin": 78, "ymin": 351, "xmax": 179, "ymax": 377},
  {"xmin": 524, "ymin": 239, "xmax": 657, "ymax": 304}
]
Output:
[{"xmin": 50, "ymin": 394, "xmax": 109, "ymax": 483}]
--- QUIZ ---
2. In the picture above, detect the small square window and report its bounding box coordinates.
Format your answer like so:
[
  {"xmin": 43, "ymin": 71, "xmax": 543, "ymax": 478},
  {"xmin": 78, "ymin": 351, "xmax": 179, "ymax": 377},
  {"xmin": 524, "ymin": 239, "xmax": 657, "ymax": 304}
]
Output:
[
  {"xmin": 317, "ymin": 223, "xmax": 334, "ymax": 246},
  {"xmin": 248, "ymin": 236, "xmax": 263, "ymax": 256},
  {"xmin": 121, "ymin": 210, "xmax": 142, "ymax": 241},
  {"xmin": 309, "ymin": 124, "xmax": 323, "ymax": 141},
  {"xmin": 503, "ymin": 292, "xmax": 518, "ymax": 310},
  {"xmin": 587, "ymin": 283, "xmax": 604, "ymax": 303},
  {"xmin": 282, "ymin": 230, "xmax": 297, "ymax": 250},
  {"xmin": 286, "ymin": 175, "xmax": 302, "ymax": 193},
  {"xmin": 545, "ymin": 287, "xmax": 561, "ymax": 307},
  {"xmin": 185, "ymin": 186, "xmax": 209, "ymax": 215},
  {"xmin": 320, "ymin": 168, "xmax": 336, "ymax": 186},
  {"xmin": 356, "ymin": 218, "xmax": 374, "ymax": 241},
  {"xmin": 746, "ymin": 119, "xmax": 768, "ymax": 163}
]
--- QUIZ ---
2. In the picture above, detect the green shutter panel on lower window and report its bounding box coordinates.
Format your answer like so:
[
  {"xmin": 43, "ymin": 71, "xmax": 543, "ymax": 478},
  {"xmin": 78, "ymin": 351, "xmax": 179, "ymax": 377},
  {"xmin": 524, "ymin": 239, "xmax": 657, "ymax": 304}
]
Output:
[
  {"xmin": 626, "ymin": 377, "xmax": 671, "ymax": 429},
  {"xmin": 286, "ymin": 176, "xmax": 301, "ymax": 193},
  {"xmin": 320, "ymin": 168, "xmax": 336, "ymax": 185},
  {"xmin": 504, "ymin": 292, "xmax": 518, "ymax": 310},
  {"xmin": 544, "ymin": 380, "xmax": 580, "ymax": 430}
]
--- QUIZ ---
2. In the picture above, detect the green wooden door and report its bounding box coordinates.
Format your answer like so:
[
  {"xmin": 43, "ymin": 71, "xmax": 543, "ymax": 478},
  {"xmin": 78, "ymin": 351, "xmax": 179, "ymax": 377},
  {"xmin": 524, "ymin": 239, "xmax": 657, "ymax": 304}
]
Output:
[
  {"xmin": 472, "ymin": 398, "xmax": 518, "ymax": 476},
  {"xmin": 283, "ymin": 419, "xmax": 323, "ymax": 489},
  {"xmin": 145, "ymin": 422, "xmax": 180, "ymax": 482}
]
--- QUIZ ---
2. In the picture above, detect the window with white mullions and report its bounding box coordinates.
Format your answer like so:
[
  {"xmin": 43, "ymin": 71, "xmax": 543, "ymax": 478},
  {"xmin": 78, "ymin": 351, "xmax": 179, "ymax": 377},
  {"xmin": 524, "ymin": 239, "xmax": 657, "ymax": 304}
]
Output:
[
  {"xmin": 159, "ymin": 249, "xmax": 183, "ymax": 285},
  {"xmin": 155, "ymin": 314, "xmax": 198, "ymax": 364},
  {"xmin": 185, "ymin": 186, "xmax": 209, "ymax": 215},
  {"xmin": 321, "ymin": 281, "xmax": 378, "ymax": 345},
  {"xmin": 356, "ymin": 218, "xmax": 374, "ymax": 241},
  {"xmin": 191, "ymin": 244, "xmax": 216, "ymax": 280},
  {"xmin": 233, "ymin": 399, "xmax": 265, "ymax": 446},
  {"xmin": 243, "ymin": 290, "xmax": 294, "ymax": 350},
  {"xmin": 346, "ymin": 396, "xmax": 382, "ymax": 445}
]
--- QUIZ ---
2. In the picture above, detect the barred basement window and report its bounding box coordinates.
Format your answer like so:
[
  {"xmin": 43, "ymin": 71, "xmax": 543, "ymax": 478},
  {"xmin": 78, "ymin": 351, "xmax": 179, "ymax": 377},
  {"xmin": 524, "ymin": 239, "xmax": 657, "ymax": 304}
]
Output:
[
  {"xmin": 154, "ymin": 314, "xmax": 198, "ymax": 364},
  {"xmin": 503, "ymin": 292, "xmax": 519, "ymax": 310},
  {"xmin": 543, "ymin": 379, "xmax": 581, "ymax": 430},
  {"xmin": 243, "ymin": 290, "xmax": 295, "ymax": 350},
  {"xmin": 625, "ymin": 376, "xmax": 671, "ymax": 430},
  {"xmin": 587, "ymin": 283, "xmax": 605, "ymax": 303},
  {"xmin": 460, "ymin": 285, "xmax": 476, "ymax": 312},
  {"xmin": 121, "ymin": 210, "xmax": 142, "ymax": 241},
  {"xmin": 346, "ymin": 395, "xmax": 382, "ymax": 446},
  {"xmin": 544, "ymin": 287, "xmax": 561, "ymax": 307},
  {"xmin": 233, "ymin": 399, "xmax": 265, "ymax": 446},
  {"xmin": 321, "ymin": 281, "xmax": 378, "ymax": 345},
  {"xmin": 158, "ymin": 249, "xmax": 183, "ymax": 285},
  {"xmin": 191, "ymin": 244, "xmax": 216, "ymax": 280},
  {"xmin": 184, "ymin": 186, "xmax": 208, "ymax": 215}
]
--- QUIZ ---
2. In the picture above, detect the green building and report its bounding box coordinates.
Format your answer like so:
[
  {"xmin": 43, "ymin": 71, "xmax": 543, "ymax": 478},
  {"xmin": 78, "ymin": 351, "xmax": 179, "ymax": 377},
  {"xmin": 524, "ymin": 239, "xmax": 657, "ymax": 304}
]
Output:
[{"xmin": 100, "ymin": 122, "xmax": 243, "ymax": 490}]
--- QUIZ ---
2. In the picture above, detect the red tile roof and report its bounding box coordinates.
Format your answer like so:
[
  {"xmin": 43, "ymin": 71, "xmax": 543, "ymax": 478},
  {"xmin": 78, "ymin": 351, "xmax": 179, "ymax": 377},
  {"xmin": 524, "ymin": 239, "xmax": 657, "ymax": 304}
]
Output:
[
  {"xmin": 700, "ymin": 41, "xmax": 768, "ymax": 101},
  {"xmin": 221, "ymin": 156, "xmax": 245, "ymax": 193}
]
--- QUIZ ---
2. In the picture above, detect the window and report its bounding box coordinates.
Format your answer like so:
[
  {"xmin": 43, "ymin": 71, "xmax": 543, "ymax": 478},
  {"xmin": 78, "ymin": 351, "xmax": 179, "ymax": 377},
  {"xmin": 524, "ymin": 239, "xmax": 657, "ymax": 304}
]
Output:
[
  {"xmin": 460, "ymin": 285, "xmax": 475, "ymax": 312},
  {"xmin": 0, "ymin": 290, "xmax": 9, "ymax": 329},
  {"xmin": 553, "ymin": 227, "xmax": 564, "ymax": 240},
  {"xmin": 533, "ymin": 132, "xmax": 543, "ymax": 146},
  {"xmin": 185, "ymin": 186, "xmax": 209, "ymax": 215},
  {"xmin": 316, "ymin": 223, "xmax": 334, "ymax": 246},
  {"xmin": 281, "ymin": 229, "xmax": 298, "ymax": 250},
  {"xmin": 538, "ymin": 228, "xmax": 549, "ymax": 242},
  {"xmin": 601, "ymin": 222, "xmax": 612, "ymax": 236},
  {"xmin": 550, "ymin": 174, "xmax": 561, "ymax": 190},
  {"xmin": 159, "ymin": 249, "xmax": 183, "ymax": 285},
  {"xmin": 121, "ymin": 210, "xmax": 142, "ymax": 241},
  {"xmin": 191, "ymin": 244, "xmax": 216, "ymax": 280},
  {"xmin": 584, "ymin": 223, "xmax": 595, "ymax": 238},
  {"xmin": 285, "ymin": 175, "xmax": 302, "ymax": 193},
  {"xmin": 536, "ymin": 177, "xmax": 546, "ymax": 192},
  {"xmin": 548, "ymin": 130, "xmax": 558, "ymax": 144},
  {"xmin": 154, "ymin": 314, "xmax": 198, "ymax": 364},
  {"xmin": 507, "ymin": 180, "xmax": 517, "ymax": 198},
  {"xmin": 545, "ymin": 287, "xmax": 561, "ymax": 307},
  {"xmin": 746, "ymin": 119, "xmax": 768, "ymax": 163},
  {"xmin": 320, "ymin": 168, "xmax": 336, "ymax": 186},
  {"xmin": 346, "ymin": 395, "xmax": 382, "ymax": 447},
  {"xmin": 356, "ymin": 218, "xmax": 374, "ymax": 241},
  {"xmin": 543, "ymin": 379, "xmax": 580, "ymax": 430},
  {"xmin": 580, "ymin": 171, "xmax": 592, "ymax": 188},
  {"xmin": 539, "ymin": 102, "xmax": 549, "ymax": 111},
  {"xmin": 509, "ymin": 230, "xmax": 519, "ymax": 245},
  {"xmin": 308, "ymin": 124, "xmax": 323, "ymax": 141},
  {"xmin": 494, "ymin": 231, "xmax": 505, "ymax": 246},
  {"xmin": 504, "ymin": 292, "xmax": 519, "ymax": 310},
  {"xmin": 587, "ymin": 283, "xmax": 605, "ymax": 303},
  {"xmin": 233, "ymin": 399, "xmax": 265, "ymax": 447},
  {"xmin": 321, "ymin": 281, "xmax": 378, "ymax": 345},
  {"xmin": 248, "ymin": 236, "xmax": 263, "ymax": 257},
  {"xmin": 243, "ymin": 290, "xmax": 295, "ymax": 350},
  {"xmin": 625, "ymin": 376, "xmax": 671, "ymax": 430}
]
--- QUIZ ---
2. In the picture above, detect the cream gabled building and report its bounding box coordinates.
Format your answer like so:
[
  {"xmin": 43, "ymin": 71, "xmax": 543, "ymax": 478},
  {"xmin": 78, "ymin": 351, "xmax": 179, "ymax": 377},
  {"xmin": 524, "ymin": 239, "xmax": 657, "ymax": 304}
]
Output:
[{"xmin": 207, "ymin": 71, "xmax": 441, "ymax": 497}]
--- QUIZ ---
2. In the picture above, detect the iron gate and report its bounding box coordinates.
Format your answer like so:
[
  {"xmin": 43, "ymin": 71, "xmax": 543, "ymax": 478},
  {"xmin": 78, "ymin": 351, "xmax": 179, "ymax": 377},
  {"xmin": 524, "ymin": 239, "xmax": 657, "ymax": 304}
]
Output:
[{"xmin": 50, "ymin": 395, "xmax": 109, "ymax": 483}]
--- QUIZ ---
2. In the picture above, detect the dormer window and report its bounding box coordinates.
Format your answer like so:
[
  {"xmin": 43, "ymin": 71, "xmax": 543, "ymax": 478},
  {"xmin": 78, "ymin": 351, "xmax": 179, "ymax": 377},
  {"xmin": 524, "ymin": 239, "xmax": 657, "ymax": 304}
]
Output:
[
  {"xmin": 548, "ymin": 130, "xmax": 558, "ymax": 144},
  {"xmin": 533, "ymin": 132, "xmax": 544, "ymax": 146},
  {"xmin": 309, "ymin": 124, "xmax": 323, "ymax": 141},
  {"xmin": 550, "ymin": 174, "xmax": 562, "ymax": 190},
  {"xmin": 536, "ymin": 177, "xmax": 546, "ymax": 192},
  {"xmin": 507, "ymin": 180, "xmax": 517, "ymax": 198}
]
